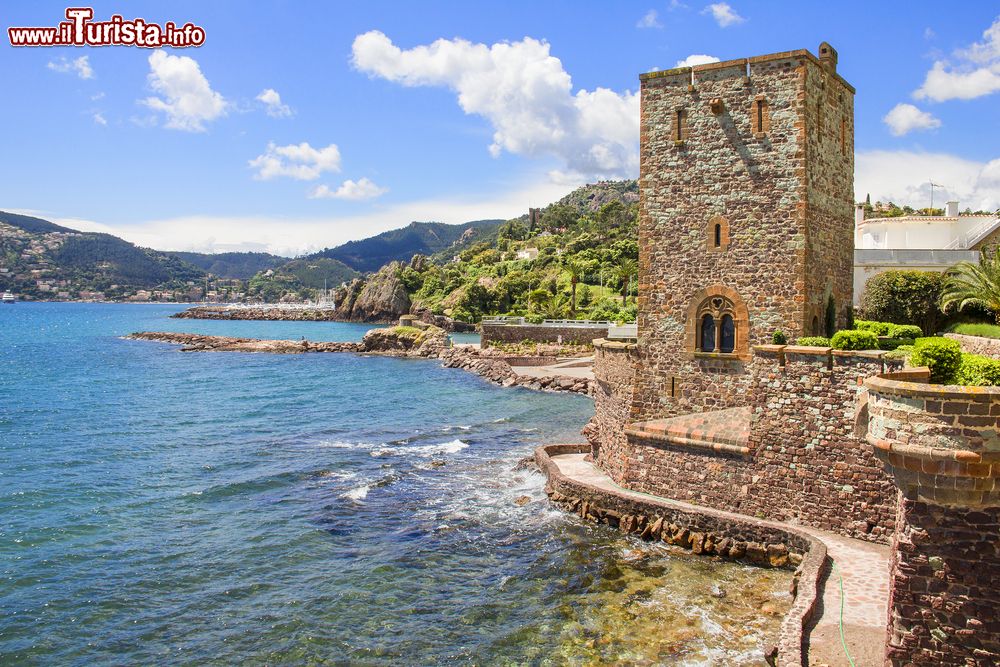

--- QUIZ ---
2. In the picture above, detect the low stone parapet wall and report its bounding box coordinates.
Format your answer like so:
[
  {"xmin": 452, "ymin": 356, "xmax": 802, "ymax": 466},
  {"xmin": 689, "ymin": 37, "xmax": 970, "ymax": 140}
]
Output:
[
  {"xmin": 481, "ymin": 323, "xmax": 608, "ymax": 348},
  {"xmin": 536, "ymin": 443, "xmax": 827, "ymax": 667},
  {"xmin": 944, "ymin": 332, "xmax": 1000, "ymax": 360}
]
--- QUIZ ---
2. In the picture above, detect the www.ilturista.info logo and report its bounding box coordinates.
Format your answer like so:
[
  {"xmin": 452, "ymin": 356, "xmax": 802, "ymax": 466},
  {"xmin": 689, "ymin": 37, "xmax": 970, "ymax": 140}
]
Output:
[{"xmin": 8, "ymin": 7, "xmax": 205, "ymax": 48}]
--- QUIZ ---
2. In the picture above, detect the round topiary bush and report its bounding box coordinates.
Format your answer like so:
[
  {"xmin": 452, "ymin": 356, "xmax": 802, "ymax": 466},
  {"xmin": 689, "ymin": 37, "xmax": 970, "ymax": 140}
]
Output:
[
  {"xmin": 830, "ymin": 330, "xmax": 879, "ymax": 351},
  {"xmin": 910, "ymin": 337, "xmax": 962, "ymax": 384},
  {"xmin": 853, "ymin": 319, "xmax": 892, "ymax": 336},
  {"xmin": 772, "ymin": 330, "xmax": 788, "ymax": 345},
  {"xmin": 887, "ymin": 324, "xmax": 923, "ymax": 339},
  {"xmin": 955, "ymin": 353, "xmax": 1000, "ymax": 386}
]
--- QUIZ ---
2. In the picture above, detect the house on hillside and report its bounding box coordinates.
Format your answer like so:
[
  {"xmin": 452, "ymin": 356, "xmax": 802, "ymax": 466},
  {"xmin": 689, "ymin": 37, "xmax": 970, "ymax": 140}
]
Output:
[{"xmin": 853, "ymin": 200, "xmax": 1000, "ymax": 306}]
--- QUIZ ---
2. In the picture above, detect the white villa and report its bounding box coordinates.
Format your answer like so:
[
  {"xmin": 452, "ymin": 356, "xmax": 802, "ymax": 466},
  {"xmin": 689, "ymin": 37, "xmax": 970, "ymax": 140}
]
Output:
[{"xmin": 853, "ymin": 200, "xmax": 1000, "ymax": 306}]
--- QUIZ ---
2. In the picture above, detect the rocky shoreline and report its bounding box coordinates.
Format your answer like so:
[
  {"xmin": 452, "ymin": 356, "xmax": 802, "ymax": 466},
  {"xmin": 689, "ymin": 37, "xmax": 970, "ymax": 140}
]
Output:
[
  {"xmin": 126, "ymin": 329, "xmax": 593, "ymax": 396},
  {"xmin": 170, "ymin": 304, "xmax": 475, "ymax": 332}
]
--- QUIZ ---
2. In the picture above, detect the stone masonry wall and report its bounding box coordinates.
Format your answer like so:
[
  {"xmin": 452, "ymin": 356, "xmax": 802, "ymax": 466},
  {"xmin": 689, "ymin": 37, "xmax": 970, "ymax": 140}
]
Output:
[
  {"xmin": 866, "ymin": 375, "xmax": 1000, "ymax": 665},
  {"xmin": 593, "ymin": 343, "xmax": 901, "ymax": 542},
  {"xmin": 480, "ymin": 323, "xmax": 608, "ymax": 348},
  {"xmin": 944, "ymin": 333, "xmax": 1000, "ymax": 360},
  {"xmin": 746, "ymin": 346, "xmax": 899, "ymax": 540},
  {"xmin": 588, "ymin": 340, "xmax": 638, "ymax": 484}
]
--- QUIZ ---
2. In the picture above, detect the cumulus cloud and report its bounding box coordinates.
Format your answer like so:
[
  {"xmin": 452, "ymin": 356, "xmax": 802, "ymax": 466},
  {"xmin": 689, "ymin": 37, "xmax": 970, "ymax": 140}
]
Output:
[
  {"xmin": 636, "ymin": 10, "xmax": 663, "ymax": 29},
  {"xmin": 92, "ymin": 112, "xmax": 107, "ymax": 126},
  {"xmin": 675, "ymin": 54, "xmax": 720, "ymax": 68},
  {"xmin": 47, "ymin": 55, "xmax": 93, "ymax": 79},
  {"xmin": 914, "ymin": 16, "xmax": 1000, "ymax": 101},
  {"xmin": 351, "ymin": 31, "xmax": 639, "ymax": 181},
  {"xmin": 309, "ymin": 177, "xmax": 388, "ymax": 201},
  {"xmin": 703, "ymin": 3, "xmax": 744, "ymax": 28},
  {"xmin": 256, "ymin": 88, "xmax": 293, "ymax": 118},
  {"xmin": 856, "ymin": 150, "xmax": 1000, "ymax": 212},
  {"xmin": 249, "ymin": 142, "xmax": 341, "ymax": 180},
  {"xmin": 141, "ymin": 51, "xmax": 227, "ymax": 131},
  {"xmin": 882, "ymin": 103, "xmax": 941, "ymax": 136}
]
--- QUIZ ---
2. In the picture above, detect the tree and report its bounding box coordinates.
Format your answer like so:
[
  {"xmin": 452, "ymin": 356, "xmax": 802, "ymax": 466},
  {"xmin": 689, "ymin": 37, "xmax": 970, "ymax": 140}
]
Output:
[
  {"xmin": 578, "ymin": 284, "xmax": 593, "ymax": 309},
  {"xmin": 565, "ymin": 261, "xmax": 584, "ymax": 316},
  {"xmin": 940, "ymin": 248, "xmax": 1000, "ymax": 323},
  {"xmin": 613, "ymin": 258, "xmax": 638, "ymax": 301},
  {"xmin": 861, "ymin": 270, "xmax": 944, "ymax": 333}
]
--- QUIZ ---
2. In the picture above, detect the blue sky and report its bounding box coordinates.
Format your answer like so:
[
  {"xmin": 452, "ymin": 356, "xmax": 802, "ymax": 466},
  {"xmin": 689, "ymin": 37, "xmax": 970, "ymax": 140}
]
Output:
[{"xmin": 2, "ymin": 1, "xmax": 999, "ymax": 255}]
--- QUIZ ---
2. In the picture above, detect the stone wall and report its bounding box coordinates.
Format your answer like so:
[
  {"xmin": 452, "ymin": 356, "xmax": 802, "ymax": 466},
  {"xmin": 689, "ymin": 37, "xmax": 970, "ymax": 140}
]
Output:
[
  {"xmin": 592, "ymin": 343, "xmax": 902, "ymax": 541},
  {"xmin": 944, "ymin": 332, "xmax": 1000, "ymax": 360},
  {"xmin": 480, "ymin": 323, "xmax": 608, "ymax": 348},
  {"xmin": 588, "ymin": 339, "xmax": 639, "ymax": 484},
  {"xmin": 866, "ymin": 374, "xmax": 1000, "ymax": 666}
]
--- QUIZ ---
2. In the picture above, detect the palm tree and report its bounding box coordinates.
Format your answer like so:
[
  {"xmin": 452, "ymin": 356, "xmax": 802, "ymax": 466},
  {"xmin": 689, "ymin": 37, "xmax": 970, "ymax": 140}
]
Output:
[
  {"xmin": 940, "ymin": 248, "xmax": 1000, "ymax": 322},
  {"xmin": 565, "ymin": 261, "xmax": 583, "ymax": 316},
  {"xmin": 613, "ymin": 258, "xmax": 638, "ymax": 302}
]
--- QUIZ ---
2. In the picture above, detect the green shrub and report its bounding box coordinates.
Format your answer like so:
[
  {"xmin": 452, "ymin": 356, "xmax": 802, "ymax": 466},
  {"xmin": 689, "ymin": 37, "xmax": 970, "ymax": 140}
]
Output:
[
  {"xmin": 860, "ymin": 270, "xmax": 944, "ymax": 334},
  {"xmin": 878, "ymin": 337, "xmax": 915, "ymax": 351},
  {"xmin": 854, "ymin": 319, "xmax": 892, "ymax": 336},
  {"xmin": 796, "ymin": 336, "xmax": 831, "ymax": 347},
  {"xmin": 955, "ymin": 354, "xmax": 1000, "ymax": 386},
  {"xmin": 772, "ymin": 330, "xmax": 788, "ymax": 345},
  {"xmin": 947, "ymin": 322, "xmax": 1000, "ymax": 340},
  {"xmin": 910, "ymin": 337, "xmax": 962, "ymax": 384},
  {"xmin": 525, "ymin": 313, "xmax": 545, "ymax": 324},
  {"xmin": 883, "ymin": 345, "xmax": 913, "ymax": 360},
  {"xmin": 887, "ymin": 324, "xmax": 923, "ymax": 339},
  {"xmin": 830, "ymin": 330, "xmax": 879, "ymax": 350}
]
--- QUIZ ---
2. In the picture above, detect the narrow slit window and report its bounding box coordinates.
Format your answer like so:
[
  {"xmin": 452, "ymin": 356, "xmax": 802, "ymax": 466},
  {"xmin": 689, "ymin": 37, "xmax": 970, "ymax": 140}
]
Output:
[
  {"xmin": 675, "ymin": 108, "xmax": 685, "ymax": 141},
  {"xmin": 752, "ymin": 98, "xmax": 768, "ymax": 135},
  {"xmin": 714, "ymin": 223, "xmax": 722, "ymax": 248}
]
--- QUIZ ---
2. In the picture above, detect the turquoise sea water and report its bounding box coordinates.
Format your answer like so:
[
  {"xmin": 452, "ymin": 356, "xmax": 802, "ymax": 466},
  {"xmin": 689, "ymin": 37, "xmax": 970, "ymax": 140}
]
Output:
[{"xmin": 1, "ymin": 304, "xmax": 788, "ymax": 665}]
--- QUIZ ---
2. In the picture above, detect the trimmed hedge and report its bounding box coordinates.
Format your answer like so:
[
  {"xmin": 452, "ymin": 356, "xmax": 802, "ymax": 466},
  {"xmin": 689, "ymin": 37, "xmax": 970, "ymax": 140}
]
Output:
[
  {"xmin": 883, "ymin": 345, "xmax": 913, "ymax": 360},
  {"xmin": 772, "ymin": 330, "xmax": 788, "ymax": 345},
  {"xmin": 796, "ymin": 336, "xmax": 831, "ymax": 347},
  {"xmin": 954, "ymin": 354, "xmax": 1000, "ymax": 386},
  {"xmin": 910, "ymin": 337, "xmax": 962, "ymax": 384},
  {"xmin": 854, "ymin": 319, "xmax": 892, "ymax": 336},
  {"xmin": 830, "ymin": 330, "xmax": 879, "ymax": 351},
  {"xmin": 860, "ymin": 270, "xmax": 943, "ymax": 334}
]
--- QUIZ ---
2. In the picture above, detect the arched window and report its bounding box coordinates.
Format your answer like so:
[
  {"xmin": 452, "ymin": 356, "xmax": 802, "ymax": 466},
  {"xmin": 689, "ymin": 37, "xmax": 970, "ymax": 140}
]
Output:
[
  {"xmin": 714, "ymin": 223, "xmax": 722, "ymax": 248},
  {"xmin": 719, "ymin": 315, "xmax": 735, "ymax": 353},
  {"xmin": 707, "ymin": 215, "xmax": 729, "ymax": 252},
  {"xmin": 700, "ymin": 314, "xmax": 716, "ymax": 352}
]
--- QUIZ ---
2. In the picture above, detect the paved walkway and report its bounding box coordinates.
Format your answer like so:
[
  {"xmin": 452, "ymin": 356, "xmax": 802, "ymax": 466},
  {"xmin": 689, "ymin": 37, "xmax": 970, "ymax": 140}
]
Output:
[
  {"xmin": 548, "ymin": 452, "xmax": 890, "ymax": 666},
  {"xmin": 510, "ymin": 357, "xmax": 595, "ymax": 380}
]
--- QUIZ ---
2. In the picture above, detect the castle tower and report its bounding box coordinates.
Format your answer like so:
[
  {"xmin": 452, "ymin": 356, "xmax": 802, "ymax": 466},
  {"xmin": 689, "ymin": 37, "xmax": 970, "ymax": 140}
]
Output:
[{"xmin": 631, "ymin": 43, "xmax": 855, "ymax": 420}]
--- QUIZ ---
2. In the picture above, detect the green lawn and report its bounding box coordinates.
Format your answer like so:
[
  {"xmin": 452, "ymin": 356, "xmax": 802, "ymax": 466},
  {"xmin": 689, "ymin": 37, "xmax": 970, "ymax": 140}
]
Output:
[{"xmin": 947, "ymin": 322, "xmax": 1000, "ymax": 339}]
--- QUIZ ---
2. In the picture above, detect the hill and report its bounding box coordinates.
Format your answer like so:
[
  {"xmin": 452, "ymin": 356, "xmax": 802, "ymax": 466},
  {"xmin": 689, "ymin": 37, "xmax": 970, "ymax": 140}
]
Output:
[
  {"xmin": 166, "ymin": 251, "xmax": 286, "ymax": 279},
  {"xmin": 311, "ymin": 219, "xmax": 503, "ymax": 273}
]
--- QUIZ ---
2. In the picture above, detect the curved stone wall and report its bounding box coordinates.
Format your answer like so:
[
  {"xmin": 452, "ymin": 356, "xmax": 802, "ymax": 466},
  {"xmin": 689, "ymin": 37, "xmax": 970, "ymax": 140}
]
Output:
[{"xmin": 865, "ymin": 374, "xmax": 1000, "ymax": 666}]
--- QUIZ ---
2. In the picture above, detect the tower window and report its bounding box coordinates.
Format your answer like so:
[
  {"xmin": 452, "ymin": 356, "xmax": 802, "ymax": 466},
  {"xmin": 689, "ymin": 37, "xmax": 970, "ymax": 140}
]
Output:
[
  {"xmin": 752, "ymin": 97, "xmax": 769, "ymax": 135},
  {"xmin": 707, "ymin": 215, "xmax": 729, "ymax": 251},
  {"xmin": 719, "ymin": 315, "xmax": 735, "ymax": 353},
  {"xmin": 674, "ymin": 108, "xmax": 687, "ymax": 142},
  {"xmin": 700, "ymin": 314, "xmax": 716, "ymax": 352},
  {"xmin": 714, "ymin": 223, "xmax": 722, "ymax": 248}
]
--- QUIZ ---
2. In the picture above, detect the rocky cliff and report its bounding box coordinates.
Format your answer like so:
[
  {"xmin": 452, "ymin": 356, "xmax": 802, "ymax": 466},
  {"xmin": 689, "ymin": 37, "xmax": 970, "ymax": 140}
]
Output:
[{"xmin": 334, "ymin": 261, "xmax": 411, "ymax": 323}]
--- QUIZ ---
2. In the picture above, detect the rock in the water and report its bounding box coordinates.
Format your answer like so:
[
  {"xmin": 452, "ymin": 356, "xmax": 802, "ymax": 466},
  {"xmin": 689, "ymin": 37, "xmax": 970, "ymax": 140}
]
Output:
[{"xmin": 513, "ymin": 495, "xmax": 532, "ymax": 507}]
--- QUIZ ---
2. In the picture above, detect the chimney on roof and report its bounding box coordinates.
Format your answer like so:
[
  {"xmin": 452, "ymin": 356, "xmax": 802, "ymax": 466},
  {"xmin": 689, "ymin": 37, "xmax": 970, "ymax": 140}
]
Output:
[
  {"xmin": 946, "ymin": 200, "xmax": 959, "ymax": 217},
  {"xmin": 819, "ymin": 42, "xmax": 838, "ymax": 73},
  {"xmin": 855, "ymin": 203, "xmax": 865, "ymax": 226}
]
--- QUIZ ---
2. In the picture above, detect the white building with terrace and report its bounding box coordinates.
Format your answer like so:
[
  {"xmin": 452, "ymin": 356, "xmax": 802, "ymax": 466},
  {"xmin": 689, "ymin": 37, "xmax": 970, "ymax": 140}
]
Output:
[{"xmin": 853, "ymin": 200, "xmax": 1000, "ymax": 306}]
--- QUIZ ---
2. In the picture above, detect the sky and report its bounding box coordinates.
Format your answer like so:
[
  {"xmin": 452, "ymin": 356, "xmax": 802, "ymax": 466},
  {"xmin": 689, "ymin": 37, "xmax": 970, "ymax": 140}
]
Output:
[{"xmin": 2, "ymin": 1, "xmax": 999, "ymax": 256}]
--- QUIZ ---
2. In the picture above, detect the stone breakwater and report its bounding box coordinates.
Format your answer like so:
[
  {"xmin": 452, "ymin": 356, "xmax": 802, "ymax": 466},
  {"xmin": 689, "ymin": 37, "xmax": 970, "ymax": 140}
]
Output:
[
  {"xmin": 439, "ymin": 347, "xmax": 595, "ymax": 397},
  {"xmin": 171, "ymin": 306, "xmax": 343, "ymax": 322},
  {"xmin": 126, "ymin": 332, "xmax": 593, "ymax": 397}
]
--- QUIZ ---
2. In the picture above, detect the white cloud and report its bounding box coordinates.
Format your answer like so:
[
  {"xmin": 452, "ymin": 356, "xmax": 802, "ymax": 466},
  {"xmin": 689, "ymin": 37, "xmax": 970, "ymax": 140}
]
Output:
[
  {"xmin": 249, "ymin": 142, "xmax": 341, "ymax": 181},
  {"xmin": 309, "ymin": 178, "xmax": 388, "ymax": 201},
  {"xmin": 856, "ymin": 150, "xmax": 1000, "ymax": 212},
  {"xmin": 882, "ymin": 103, "xmax": 941, "ymax": 136},
  {"xmin": 914, "ymin": 16, "xmax": 1000, "ymax": 101},
  {"xmin": 256, "ymin": 88, "xmax": 293, "ymax": 118},
  {"xmin": 11, "ymin": 177, "xmax": 580, "ymax": 256},
  {"xmin": 47, "ymin": 55, "xmax": 93, "ymax": 79},
  {"xmin": 351, "ymin": 31, "xmax": 639, "ymax": 181},
  {"xmin": 92, "ymin": 112, "xmax": 107, "ymax": 126},
  {"xmin": 90, "ymin": 91, "xmax": 105, "ymax": 101},
  {"xmin": 141, "ymin": 51, "xmax": 227, "ymax": 131},
  {"xmin": 703, "ymin": 3, "xmax": 744, "ymax": 28},
  {"xmin": 636, "ymin": 10, "xmax": 663, "ymax": 29},
  {"xmin": 675, "ymin": 54, "xmax": 720, "ymax": 68}
]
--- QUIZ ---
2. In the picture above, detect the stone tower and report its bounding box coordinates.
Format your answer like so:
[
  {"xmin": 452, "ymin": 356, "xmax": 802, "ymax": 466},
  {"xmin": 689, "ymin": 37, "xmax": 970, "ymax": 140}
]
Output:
[{"xmin": 631, "ymin": 43, "xmax": 855, "ymax": 420}]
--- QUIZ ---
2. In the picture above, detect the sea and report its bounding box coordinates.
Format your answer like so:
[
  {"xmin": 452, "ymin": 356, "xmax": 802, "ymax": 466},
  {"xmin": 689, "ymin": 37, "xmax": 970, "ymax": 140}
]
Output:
[{"xmin": 0, "ymin": 303, "xmax": 789, "ymax": 665}]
